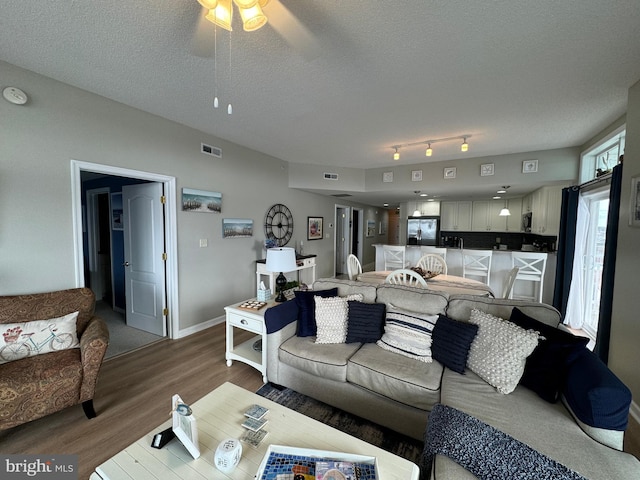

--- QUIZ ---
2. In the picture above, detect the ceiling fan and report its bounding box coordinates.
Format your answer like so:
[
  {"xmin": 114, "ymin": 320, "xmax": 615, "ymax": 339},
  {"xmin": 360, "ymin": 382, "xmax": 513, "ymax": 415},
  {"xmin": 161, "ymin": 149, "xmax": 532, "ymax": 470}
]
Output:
[{"xmin": 190, "ymin": 0, "xmax": 320, "ymax": 61}]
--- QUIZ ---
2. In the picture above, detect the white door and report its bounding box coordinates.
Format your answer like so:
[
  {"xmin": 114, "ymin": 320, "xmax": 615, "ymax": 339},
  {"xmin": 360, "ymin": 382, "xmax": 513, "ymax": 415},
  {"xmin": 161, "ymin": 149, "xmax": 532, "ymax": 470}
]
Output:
[{"xmin": 122, "ymin": 183, "xmax": 166, "ymax": 336}]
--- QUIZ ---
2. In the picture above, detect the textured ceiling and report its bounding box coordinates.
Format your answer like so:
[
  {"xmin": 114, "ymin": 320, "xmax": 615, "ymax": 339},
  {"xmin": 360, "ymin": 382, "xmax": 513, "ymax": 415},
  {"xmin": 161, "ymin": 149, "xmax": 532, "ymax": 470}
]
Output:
[{"xmin": 2, "ymin": 0, "xmax": 640, "ymax": 205}]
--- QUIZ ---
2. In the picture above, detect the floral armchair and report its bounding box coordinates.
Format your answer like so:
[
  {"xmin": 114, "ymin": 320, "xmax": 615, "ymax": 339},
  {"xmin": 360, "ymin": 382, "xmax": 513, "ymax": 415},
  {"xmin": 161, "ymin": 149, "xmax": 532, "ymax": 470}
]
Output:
[{"xmin": 0, "ymin": 288, "xmax": 109, "ymax": 429}]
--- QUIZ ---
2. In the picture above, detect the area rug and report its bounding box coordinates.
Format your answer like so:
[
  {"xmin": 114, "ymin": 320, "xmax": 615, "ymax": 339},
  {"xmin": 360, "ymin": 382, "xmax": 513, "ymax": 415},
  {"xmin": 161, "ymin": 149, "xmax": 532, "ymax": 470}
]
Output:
[{"xmin": 256, "ymin": 383, "xmax": 424, "ymax": 466}]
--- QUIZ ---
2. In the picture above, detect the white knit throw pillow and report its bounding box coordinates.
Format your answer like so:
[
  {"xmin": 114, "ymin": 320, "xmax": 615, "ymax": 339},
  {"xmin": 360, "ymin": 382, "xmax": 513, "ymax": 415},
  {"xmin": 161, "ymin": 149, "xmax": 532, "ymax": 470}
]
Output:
[
  {"xmin": 314, "ymin": 294, "xmax": 363, "ymax": 344},
  {"xmin": 466, "ymin": 309, "xmax": 540, "ymax": 394}
]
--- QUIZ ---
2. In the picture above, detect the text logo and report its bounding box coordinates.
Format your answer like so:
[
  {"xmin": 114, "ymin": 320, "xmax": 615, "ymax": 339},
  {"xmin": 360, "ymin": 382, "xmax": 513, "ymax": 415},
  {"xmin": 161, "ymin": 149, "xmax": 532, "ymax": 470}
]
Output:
[{"xmin": 1, "ymin": 455, "xmax": 77, "ymax": 479}]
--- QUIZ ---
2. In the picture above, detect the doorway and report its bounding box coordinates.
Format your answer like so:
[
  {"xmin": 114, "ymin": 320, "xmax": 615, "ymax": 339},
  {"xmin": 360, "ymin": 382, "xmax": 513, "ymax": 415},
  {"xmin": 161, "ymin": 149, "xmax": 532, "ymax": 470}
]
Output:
[
  {"xmin": 334, "ymin": 205, "xmax": 364, "ymax": 277},
  {"xmin": 71, "ymin": 160, "xmax": 179, "ymax": 347}
]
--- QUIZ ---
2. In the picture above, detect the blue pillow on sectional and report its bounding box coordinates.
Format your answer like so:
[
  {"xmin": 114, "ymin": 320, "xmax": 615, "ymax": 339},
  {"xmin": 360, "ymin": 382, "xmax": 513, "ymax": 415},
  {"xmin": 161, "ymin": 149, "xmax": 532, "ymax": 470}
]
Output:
[
  {"xmin": 294, "ymin": 288, "xmax": 338, "ymax": 337},
  {"xmin": 508, "ymin": 307, "xmax": 589, "ymax": 403},
  {"xmin": 345, "ymin": 301, "xmax": 386, "ymax": 343},
  {"xmin": 563, "ymin": 348, "xmax": 631, "ymax": 431},
  {"xmin": 431, "ymin": 314, "xmax": 478, "ymax": 374}
]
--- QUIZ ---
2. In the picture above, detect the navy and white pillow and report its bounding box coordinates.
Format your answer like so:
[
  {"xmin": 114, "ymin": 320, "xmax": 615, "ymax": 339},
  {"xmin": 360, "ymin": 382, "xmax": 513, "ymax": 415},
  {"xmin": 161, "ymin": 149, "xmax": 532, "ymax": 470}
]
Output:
[{"xmin": 376, "ymin": 305, "xmax": 438, "ymax": 362}]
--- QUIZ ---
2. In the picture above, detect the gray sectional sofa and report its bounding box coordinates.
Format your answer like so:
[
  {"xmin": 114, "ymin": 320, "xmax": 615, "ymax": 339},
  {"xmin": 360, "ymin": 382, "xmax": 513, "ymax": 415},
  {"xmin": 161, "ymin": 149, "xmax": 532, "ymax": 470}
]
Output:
[{"xmin": 264, "ymin": 278, "xmax": 640, "ymax": 479}]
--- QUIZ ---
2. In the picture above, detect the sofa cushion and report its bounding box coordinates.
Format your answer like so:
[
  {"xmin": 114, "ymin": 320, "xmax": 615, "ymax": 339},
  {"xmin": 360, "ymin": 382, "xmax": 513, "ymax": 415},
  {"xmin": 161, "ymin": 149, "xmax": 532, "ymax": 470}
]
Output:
[
  {"xmin": 431, "ymin": 314, "xmax": 478, "ymax": 374},
  {"xmin": 563, "ymin": 348, "xmax": 631, "ymax": 431},
  {"xmin": 345, "ymin": 301, "xmax": 386, "ymax": 344},
  {"xmin": 0, "ymin": 312, "xmax": 80, "ymax": 365},
  {"xmin": 467, "ymin": 309, "xmax": 539, "ymax": 394},
  {"xmin": 294, "ymin": 288, "xmax": 338, "ymax": 337},
  {"xmin": 375, "ymin": 284, "xmax": 449, "ymax": 315},
  {"xmin": 376, "ymin": 306, "xmax": 438, "ymax": 362},
  {"xmin": 312, "ymin": 279, "xmax": 378, "ymax": 303},
  {"xmin": 278, "ymin": 335, "xmax": 361, "ymax": 382},
  {"xmin": 315, "ymin": 294, "xmax": 363, "ymax": 344},
  {"xmin": 347, "ymin": 343, "xmax": 443, "ymax": 410},
  {"xmin": 509, "ymin": 307, "xmax": 589, "ymax": 403}
]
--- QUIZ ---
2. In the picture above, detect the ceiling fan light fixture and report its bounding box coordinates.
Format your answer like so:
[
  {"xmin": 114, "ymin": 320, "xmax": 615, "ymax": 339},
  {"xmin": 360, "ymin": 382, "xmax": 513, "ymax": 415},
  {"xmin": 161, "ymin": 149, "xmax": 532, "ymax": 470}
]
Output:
[
  {"xmin": 205, "ymin": 0, "xmax": 233, "ymax": 31},
  {"xmin": 239, "ymin": 3, "xmax": 268, "ymax": 31}
]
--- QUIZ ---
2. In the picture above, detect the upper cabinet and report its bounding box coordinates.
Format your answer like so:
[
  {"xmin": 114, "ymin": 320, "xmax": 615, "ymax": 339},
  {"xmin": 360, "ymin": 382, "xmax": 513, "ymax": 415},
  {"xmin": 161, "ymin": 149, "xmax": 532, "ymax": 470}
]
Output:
[
  {"xmin": 526, "ymin": 185, "xmax": 565, "ymax": 236},
  {"xmin": 441, "ymin": 201, "xmax": 472, "ymax": 231},
  {"xmin": 505, "ymin": 197, "xmax": 523, "ymax": 232},
  {"xmin": 471, "ymin": 201, "xmax": 507, "ymax": 232}
]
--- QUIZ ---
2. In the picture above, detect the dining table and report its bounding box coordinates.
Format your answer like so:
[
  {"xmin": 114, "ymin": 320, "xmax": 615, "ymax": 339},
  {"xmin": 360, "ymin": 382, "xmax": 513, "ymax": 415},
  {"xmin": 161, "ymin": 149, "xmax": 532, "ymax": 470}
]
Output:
[{"xmin": 355, "ymin": 271, "xmax": 494, "ymax": 297}]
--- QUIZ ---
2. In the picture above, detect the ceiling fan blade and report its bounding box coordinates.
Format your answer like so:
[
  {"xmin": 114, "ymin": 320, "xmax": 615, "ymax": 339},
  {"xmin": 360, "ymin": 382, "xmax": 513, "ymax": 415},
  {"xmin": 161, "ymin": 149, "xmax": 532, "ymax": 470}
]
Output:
[
  {"xmin": 264, "ymin": 1, "xmax": 321, "ymax": 61},
  {"xmin": 190, "ymin": 8, "xmax": 216, "ymax": 58}
]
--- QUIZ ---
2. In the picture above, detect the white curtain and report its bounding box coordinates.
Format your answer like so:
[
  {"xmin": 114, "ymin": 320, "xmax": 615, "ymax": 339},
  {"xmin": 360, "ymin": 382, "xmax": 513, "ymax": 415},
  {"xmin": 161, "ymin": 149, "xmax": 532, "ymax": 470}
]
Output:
[{"xmin": 563, "ymin": 196, "xmax": 590, "ymax": 329}]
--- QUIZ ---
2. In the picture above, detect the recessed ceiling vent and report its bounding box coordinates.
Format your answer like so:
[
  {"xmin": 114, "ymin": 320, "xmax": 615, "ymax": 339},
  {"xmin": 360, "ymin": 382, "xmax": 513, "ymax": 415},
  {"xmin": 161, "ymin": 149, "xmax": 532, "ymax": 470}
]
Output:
[
  {"xmin": 323, "ymin": 172, "xmax": 339, "ymax": 180},
  {"xmin": 332, "ymin": 194, "xmax": 352, "ymax": 198},
  {"xmin": 201, "ymin": 143, "xmax": 222, "ymax": 158}
]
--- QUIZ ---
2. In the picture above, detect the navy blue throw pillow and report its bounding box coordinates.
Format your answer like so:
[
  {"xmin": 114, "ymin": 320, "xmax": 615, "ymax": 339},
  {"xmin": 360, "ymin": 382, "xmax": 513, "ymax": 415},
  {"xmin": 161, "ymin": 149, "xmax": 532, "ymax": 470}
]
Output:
[
  {"xmin": 431, "ymin": 315, "xmax": 478, "ymax": 374},
  {"xmin": 508, "ymin": 307, "xmax": 589, "ymax": 403},
  {"xmin": 345, "ymin": 301, "xmax": 386, "ymax": 343},
  {"xmin": 294, "ymin": 288, "xmax": 338, "ymax": 337},
  {"xmin": 563, "ymin": 348, "xmax": 631, "ymax": 430}
]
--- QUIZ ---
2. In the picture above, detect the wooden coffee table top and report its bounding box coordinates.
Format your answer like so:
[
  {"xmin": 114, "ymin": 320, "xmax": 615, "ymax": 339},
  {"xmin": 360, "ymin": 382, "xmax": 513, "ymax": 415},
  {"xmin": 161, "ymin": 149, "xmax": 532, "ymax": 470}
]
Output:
[{"xmin": 92, "ymin": 382, "xmax": 419, "ymax": 479}]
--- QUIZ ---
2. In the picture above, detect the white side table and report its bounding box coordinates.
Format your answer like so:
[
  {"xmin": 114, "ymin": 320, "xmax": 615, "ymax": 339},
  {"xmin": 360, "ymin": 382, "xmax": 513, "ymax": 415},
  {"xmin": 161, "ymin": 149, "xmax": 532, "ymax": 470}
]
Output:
[
  {"xmin": 224, "ymin": 299, "xmax": 275, "ymax": 383},
  {"xmin": 256, "ymin": 254, "xmax": 316, "ymax": 293}
]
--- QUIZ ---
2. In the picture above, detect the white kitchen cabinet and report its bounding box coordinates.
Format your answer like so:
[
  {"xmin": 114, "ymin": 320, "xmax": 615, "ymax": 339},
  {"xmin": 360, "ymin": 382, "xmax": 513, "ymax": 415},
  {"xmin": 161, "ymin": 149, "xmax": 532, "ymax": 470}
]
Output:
[
  {"xmin": 529, "ymin": 186, "xmax": 565, "ymax": 235},
  {"xmin": 441, "ymin": 201, "xmax": 472, "ymax": 231},
  {"xmin": 471, "ymin": 201, "xmax": 507, "ymax": 232},
  {"xmin": 505, "ymin": 197, "xmax": 523, "ymax": 232}
]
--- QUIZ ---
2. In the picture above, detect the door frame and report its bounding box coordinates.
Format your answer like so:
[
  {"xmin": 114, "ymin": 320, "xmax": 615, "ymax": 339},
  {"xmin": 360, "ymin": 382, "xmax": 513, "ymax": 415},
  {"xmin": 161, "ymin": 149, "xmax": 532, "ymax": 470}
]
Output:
[
  {"xmin": 352, "ymin": 207, "xmax": 364, "ymax": 261},
  {"xmin": 70, "ymin": 160, "xmax": 179, "ymax": 339},
  {"xmin": 334, "ymin": 204, "xmax": 351, "ymax": 277},
  {"xmin": 86, "ymin": 187, "xmax": 111, "ymax": 302}
]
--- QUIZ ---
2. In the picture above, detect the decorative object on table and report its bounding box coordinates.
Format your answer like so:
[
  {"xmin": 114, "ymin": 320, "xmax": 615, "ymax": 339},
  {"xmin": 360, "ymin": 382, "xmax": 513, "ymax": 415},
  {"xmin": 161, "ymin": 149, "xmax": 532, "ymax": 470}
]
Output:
[
  {"xmin": 171, "ymin": 394, "xmax": 200, "ymax": 459},
  {"xmin": 266, "ymin": 247, "xmax": 297, "ymax": 302},
  {"xmin": 241, "ymin": 416, "xmax": 268, "ymax": 431},
  {"xmin": 630, "ymin": 174, "xmax": 640, "ymax": 227},
  {"xmin": 522, "ymin": 159, "xmax": 538, "ymax": 173},
  {"xmin": 257, "ymin": 281, "xmax": 271, "ymax": 301},
  {"xmin": 214, "ymin": 438, "xmax": 242, "ymax": 474},
  {"xmin": 222, "ymin": 218, "xmax": 253, "ymax": 238},
  {"xmin": 240, "ymin": 428, "xmax": 268, "ymax": 448},
  {"xmin": 444, "ymin": 167, "xmax": 456, "ymax": 179},
  {"xmin": 244, "ymin": 404, "xmax": 269, "ymax": 420},
  {"xmin": 480, "ymin": 163, "xmax": 495, "ymax": 176},
  {"xmin": 181, "ymin": 188, "xmax": 222, "ymax": 213},
  {"xmin": 264, "ymin": 203, "xmax": 294, "ymax": 246},
  {"xmin": 237, "ymin": 300, "xmax": 268, "ymax": 311},
  {"xmin": 307, "ymin": 216, "xmax": 323, "ymax": 240}
]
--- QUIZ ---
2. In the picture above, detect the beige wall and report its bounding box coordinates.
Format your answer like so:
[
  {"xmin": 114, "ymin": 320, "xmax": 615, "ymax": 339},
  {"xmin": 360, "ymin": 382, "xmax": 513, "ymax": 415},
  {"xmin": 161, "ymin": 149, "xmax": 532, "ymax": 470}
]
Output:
[{"xmin": 610, "ymin": 79, "xmax": 640, "ymax": 405}]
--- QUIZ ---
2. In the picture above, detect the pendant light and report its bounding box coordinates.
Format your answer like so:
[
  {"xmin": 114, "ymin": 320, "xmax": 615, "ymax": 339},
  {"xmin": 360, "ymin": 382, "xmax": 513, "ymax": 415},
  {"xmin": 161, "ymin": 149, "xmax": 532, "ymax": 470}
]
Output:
[
  {"xmin": 412, "ymin": 191, "xmax": 421, "ymax": 216},
  {"xmin": 393, "ymin": 147, "xmax": 400, "ymax": 161},
  {"xmin": 425, "ymin": 143, "xmax": 432, "ymax": 157},
  {"xmin": 498, "ymin": 186, "xmax": 511, "ymax": 216}
]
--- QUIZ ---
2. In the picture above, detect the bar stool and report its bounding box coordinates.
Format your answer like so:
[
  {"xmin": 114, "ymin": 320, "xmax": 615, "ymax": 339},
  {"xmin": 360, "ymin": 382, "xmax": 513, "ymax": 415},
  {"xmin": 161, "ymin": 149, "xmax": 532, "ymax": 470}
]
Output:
[
  {"xmin": 462, "ymin": 249, "xmax": 493, "ymax": 285},
  {"xmin": 502, "ymin": 267, "xmax": 520, "ymax": 299},
  {"xmin": 511, "ymin": 252, "xmax": 547, "ymax": 302},
  {"xmin": 383, "ymin": 245, "xmax": 411, "ymax": 270},
  {"xmin": 419, "ymin": 246, "xmax": 447, "ymax": 262},
  {"xmin": 417, "ymin": 254, "xmax": 448, "ymax": 275}
]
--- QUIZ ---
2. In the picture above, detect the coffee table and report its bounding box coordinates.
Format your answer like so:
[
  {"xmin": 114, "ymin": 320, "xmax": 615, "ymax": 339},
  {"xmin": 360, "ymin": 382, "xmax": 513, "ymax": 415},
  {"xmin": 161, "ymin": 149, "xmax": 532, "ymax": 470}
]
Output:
[{"xmin": 92, "ymin": 382, "xmax": 419, "ymax": 479}]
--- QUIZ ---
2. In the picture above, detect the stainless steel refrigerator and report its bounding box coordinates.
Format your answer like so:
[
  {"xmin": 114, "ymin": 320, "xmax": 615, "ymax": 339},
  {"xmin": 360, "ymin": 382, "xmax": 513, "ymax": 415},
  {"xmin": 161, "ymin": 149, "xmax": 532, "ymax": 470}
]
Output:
[{"xmin": 407, "ymin": 216, "xmax": 440, "ymax": 246}]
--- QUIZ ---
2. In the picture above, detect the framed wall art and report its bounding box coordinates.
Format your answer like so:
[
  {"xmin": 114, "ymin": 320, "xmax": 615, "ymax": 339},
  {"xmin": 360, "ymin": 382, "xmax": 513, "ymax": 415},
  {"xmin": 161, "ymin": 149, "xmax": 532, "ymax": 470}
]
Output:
[
  {"xmin": 182, "ymin": 188, "xmax": 222, "ymax": 213},
  {"xmin": 366, "ymin": 220, "xmax": 376, "ymax": 237},
  {"xmin": 480, "ymin": 163, "xmax": 494, "ymax": 176},
  {"xmin": 522, "ymin": 160, "xmax": 538, "ymax": 173},
  {"xmin": 444, "ymin": 167, "xmax": 457, "ymax": 179},
  {"xmin": 630, "ymin": 175, "xmax": 640, "ymax": 227},
  {"xmin": 411, "ymin": 170, "xmax": 423, "ymax": 182},
  {"xmin": 111, "ymin": 193, "xmax": 123, "ymax": 231},
  {"xmin": 222, "ymin": 218, "xmax": 253, "ymax": 238},
  {"xmin": 307, "ymin": 217, "xmax": 323, "ymax": 240}
]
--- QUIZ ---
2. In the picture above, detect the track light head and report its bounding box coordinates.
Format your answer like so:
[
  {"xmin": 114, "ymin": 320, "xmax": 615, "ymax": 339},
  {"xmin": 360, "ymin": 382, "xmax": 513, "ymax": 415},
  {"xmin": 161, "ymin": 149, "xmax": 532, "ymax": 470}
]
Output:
[{"xmin": 461, "ymin": 137, "xmax": 469, "ymax": 152}]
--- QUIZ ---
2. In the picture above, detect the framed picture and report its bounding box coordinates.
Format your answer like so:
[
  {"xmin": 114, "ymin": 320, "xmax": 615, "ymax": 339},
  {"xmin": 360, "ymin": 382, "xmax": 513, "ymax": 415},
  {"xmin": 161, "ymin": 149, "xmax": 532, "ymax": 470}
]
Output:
[
  {"xmin": 182, "ymin": 188, "xmax": 222, "ymax": 213},
  {"xmin": 480, "ymin": 163, "xmax": 494, "ymax": 176},
  {"xmin": 411, "ymin": 170, "xmax": 423, "ymax": 182},
  {"xmin": 222, "ymin": 218, "xmax": 253, "ymax": 238},
  {"xmin": 366, "ymin": 220, "xmax": 376, "ymax": 237},
  {"xmin": 444, "ymin": 167, "xmax": 457, "ymax": 179},
  {"xmin": 111, "ymin": 193, "xmax": 123, "ymax": 231},
  {"xmin": 307, "ymin": 217, "xmax": 323, "ymax": 240},
  {"xmin": 172, "ymin": 394, "xmax": 200, "ymax": 459},
  {"xmin": 522, "ymin": 160, "xmax": 538, "ymax": 173},
  {"xmin": 379, "ymin": 221, "xmax": 387, "ymax": 235},
  {"xmin": 382, "ymin": 171, "xmax": 394, "ymax": 183},
  {"xmin": 630, "ymin": 175, "xmax": 640, "ymax": 227}
]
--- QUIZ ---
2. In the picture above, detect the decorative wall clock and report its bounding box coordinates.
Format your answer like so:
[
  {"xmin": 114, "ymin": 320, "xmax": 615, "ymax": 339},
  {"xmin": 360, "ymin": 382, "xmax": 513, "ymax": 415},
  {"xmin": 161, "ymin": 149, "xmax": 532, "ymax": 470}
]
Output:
[{"xmin": 264, "ymin": 203, "xmax": 294, "ymax": 247}]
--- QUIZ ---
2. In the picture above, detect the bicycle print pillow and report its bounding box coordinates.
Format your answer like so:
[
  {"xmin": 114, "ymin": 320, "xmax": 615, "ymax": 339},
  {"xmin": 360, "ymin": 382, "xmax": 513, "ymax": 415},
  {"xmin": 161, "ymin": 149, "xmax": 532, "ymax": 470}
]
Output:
[{"xmin": 0, "ymin": 311, "xmax": 80, "ymax": 364}]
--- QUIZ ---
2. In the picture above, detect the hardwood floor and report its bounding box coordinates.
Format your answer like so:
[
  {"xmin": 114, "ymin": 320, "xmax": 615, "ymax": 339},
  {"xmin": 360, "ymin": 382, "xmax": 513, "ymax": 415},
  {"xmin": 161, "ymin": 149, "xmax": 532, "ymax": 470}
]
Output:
[
  {"xmin": 1, "ymin": 321, "xmax": 639, "ymax": 480},
  {"xmin": 0, "ymin": 322, "xmax": 263, "ymax": 480}
]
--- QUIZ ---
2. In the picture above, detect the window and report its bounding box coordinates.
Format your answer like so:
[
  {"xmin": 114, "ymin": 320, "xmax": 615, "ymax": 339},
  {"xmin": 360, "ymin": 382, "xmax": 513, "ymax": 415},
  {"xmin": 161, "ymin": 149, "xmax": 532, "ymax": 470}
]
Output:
[{"xmin": 579, "ymin": 127, "xmax": 625, "ymax": 184}]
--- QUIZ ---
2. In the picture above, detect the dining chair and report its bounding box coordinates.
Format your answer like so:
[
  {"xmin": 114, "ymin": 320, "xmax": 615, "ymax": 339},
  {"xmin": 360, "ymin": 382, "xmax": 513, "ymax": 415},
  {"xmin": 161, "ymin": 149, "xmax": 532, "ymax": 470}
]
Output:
[
  {"xmin": 347, "ymin": 254, "xmax": 362, "ymax": 280},
  {"xmin": 501, "ymin": 267, "xmax": 520, "ymax": 299},
  {"xmin": 383, "ymin": 245, "xmax": 411, "ymax": 270},
  {"xmin": 419, "ymin": 246, "xmax": 448, "ymax": 262},
  {"xmin": 511, "ymin": 252, "xmax": 547, "ymax": 302},
  {"xmin": 462, "ymin": 249, "xmax": 493, "ymax": 285},
  {"xmin": 416, "ymin": 254, "xmax": 448, "ymax": 275},
  {"xmin": 384, "ymin": 269, "xmax": 428, "ymax": 287}
]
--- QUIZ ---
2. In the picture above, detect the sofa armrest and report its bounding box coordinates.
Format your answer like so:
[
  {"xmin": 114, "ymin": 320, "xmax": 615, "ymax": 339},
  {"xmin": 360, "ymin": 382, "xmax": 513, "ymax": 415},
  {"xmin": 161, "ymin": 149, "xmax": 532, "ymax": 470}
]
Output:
[
  {"xmin": 79, "ymin": 316, "xmax": 110, "ymax": 402},
  {"xmin": 264, "ymin": 301, "xmax": 298, "ymax": 333},
  {"xmin": 265, "ymin": 302, "xmax": 298, "ymax": 384}
]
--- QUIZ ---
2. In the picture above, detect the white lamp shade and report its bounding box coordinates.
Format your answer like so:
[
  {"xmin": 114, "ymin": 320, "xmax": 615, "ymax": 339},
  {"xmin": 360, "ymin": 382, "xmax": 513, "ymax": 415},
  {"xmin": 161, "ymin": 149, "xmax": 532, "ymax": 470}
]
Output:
[
  {"xmin": 266, "ymin": 247, "xmax": 297, "ymax": 272},
  {"xmin": 499, "ymin": 208, "xmax": 511, "ymax": 216}
]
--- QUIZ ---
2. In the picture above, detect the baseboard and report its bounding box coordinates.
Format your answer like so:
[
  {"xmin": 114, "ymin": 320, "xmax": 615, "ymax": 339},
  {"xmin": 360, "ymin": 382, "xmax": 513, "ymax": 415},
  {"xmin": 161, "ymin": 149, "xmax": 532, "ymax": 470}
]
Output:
[
  {"xmin": 174, "ymin": 315, "xmax": 225, "ymax": 339},
  {"xmin": 630, "ymin": 400, "xmax": 640, "ymax": 425}
]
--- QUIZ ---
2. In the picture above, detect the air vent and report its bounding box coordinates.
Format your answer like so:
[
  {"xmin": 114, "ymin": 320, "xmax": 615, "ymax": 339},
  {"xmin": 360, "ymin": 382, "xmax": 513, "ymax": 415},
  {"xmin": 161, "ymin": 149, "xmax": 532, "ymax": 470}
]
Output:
[
  {"xmin": 332, "ymin": 194, "xmax": 352, "ymax": 198},
  {"xmin": 323, "ymin": 172, "xmax": 339, "ymax": 180},
  {"xmin": 201, "ymin": 143, "xmax": 222, "ymax": 158}
]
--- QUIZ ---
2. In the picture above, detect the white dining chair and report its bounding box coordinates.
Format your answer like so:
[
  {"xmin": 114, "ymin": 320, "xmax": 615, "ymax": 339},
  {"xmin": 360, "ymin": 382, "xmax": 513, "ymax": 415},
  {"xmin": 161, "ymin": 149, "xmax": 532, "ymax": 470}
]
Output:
[
  {"xmin": 383, "ymin": 245, "xmax": 411, "ymax": 270},
  {"xmin": 501, "ymin": 267, "xmax": 520, "ymax": 299},
  {"xmin": 511, "ymin": 252, "xmax": 547, "ymax": 302},
  {"xmin": 462, "ymin": 249, "xmax": 493, "ymax": 285},
  {"xmin": 347, "ymin": 254, "xmax": 362, "ymax": 280},
  {"xmin": 419, "ymin": 246, "xmax": 447, "ymax": 262},
  {"xmin": 384, "ymin": 269, "xmax": 428, "ymax": 287},
  {"xmin": 416, "ymin": 254, "xmax": 448, "ymax": 275}
]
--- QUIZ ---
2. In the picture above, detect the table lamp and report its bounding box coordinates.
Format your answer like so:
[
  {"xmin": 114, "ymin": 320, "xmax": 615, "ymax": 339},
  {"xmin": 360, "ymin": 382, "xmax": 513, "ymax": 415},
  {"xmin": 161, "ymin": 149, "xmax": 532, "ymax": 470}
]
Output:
[{"xmin": 266, "ymin": 247, "xmax": 297, "ymax": 302}]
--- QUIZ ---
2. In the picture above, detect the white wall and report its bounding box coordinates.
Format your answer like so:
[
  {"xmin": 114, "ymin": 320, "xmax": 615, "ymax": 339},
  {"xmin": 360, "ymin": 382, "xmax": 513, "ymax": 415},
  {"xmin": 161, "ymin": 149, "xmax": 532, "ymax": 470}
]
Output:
[
  {"xmin": 610, "ymin": 79, "xmax": 640, "ymax": 404},
  {"xmin": 0, "ymin": 61, "xmax": 375, "ymax": 332}
]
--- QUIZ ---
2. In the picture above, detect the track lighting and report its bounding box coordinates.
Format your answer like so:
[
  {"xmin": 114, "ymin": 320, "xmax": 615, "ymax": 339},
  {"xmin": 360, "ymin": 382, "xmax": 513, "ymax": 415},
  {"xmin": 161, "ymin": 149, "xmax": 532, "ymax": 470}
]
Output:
[{"xmin": 390, "ymin": 135, "xmax": 471, "ymax": 161}]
